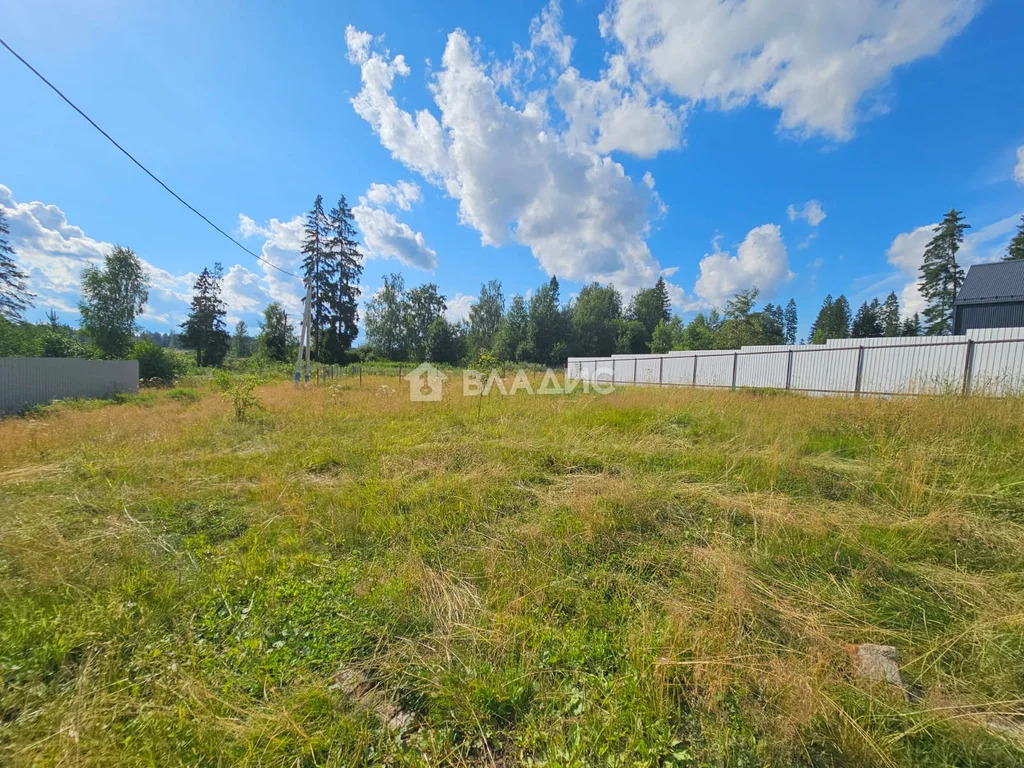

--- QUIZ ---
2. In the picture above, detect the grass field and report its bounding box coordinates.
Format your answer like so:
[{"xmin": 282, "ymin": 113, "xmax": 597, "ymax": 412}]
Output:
[{"xmin": 2, "ymin": 375, "xmax": 1024, "ymax": 766}]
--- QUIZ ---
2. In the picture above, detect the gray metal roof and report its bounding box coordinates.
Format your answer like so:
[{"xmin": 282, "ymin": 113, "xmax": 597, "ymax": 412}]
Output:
[{"xmin": 954, "ymin": 261, "xmax": 1024, "ymax": 305}]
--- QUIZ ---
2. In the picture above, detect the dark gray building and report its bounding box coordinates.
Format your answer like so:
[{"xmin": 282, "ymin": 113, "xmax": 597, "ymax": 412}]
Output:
[{"xmin": 952, "ymin": 261, "xmax": 1024, "ymax": 334}]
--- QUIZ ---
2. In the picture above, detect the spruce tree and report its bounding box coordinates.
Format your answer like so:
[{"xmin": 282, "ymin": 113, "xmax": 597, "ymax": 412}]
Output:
[
  {"xmin": 851, "ymin": 299, "xmax": 882, "ymax": 338},
  {"xmin": 627, "ymin": 277, "xmax": 671, "ymax": 338},
  {"xmin": 879, "ymin": 292, "xmax": 901, "ymax": 336},
  {"xmin": 0, "ymin": 208, "xmax": 33, "ymax": 321},
  {"xmin": 809, "ymin": 294, "xmax": 851, "ymax": 343},
  {"xmin": 919, "ymin": 208, "xmax": 969, "ymax": 335},
  {"xmin": 326, "ymin": 195, "xmax": 363, "ymax": 358},
  {"xmin": 808, "ymin": 294, "xmax": 832, "ymax": 343},
  {"xmin": 528, "ymin": 276, "xmax": 565, "ymax": 365},
  {"xmin": 300, "ymin": 196, "xmax": 337, "ymax": 362},
  {"xmin": 180, "ymin": 264, "xmax": 230, "ymax": 367},
  {"xmin": 900, "ymin": 312, "xmax": 921, "ymax": 337},
  {"xmin": 783, "ymin": 298, "xmax": 798, "ymax": 344},
  {"xmin": 1004, "ymin": 215, "xmax": 1024, "ymax": 262}
]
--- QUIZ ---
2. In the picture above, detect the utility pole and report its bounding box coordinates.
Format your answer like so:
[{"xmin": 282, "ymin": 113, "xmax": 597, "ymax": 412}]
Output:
[{"xmin": 294, "ymin": 281, "xmax": 312, "ymax": 387}]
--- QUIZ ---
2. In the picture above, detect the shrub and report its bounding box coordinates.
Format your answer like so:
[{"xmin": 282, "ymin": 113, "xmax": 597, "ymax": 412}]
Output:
[
  {"xmin": 41, "ymin": 331, "xmax": 94, "ymax": 358},
  {"xmin": 132, "ymin": 340, "xmax": 177, "ymax": 383},
  {"xmin": 223, "ymin": 376, "xmax": 264, "ymax": 422},
  {"xmin": 212, "ymin": 369, "xmax": 233, "ymax": 391}
]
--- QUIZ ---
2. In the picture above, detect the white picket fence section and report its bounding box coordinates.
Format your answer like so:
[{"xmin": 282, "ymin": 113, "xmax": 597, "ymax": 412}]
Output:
[
  {"xmin": 567, "ymin": 327, "xmax": 1024, "ymax": 397},
  {"xmin": 0, "ymin": 357, "xmax": 139, "ymax": 413}
]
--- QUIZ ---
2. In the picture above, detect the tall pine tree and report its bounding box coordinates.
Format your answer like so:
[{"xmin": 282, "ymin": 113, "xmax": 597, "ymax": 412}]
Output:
[
  {"xmin": 900, "ymin": 313, "xmax": 921, "ymax": 337},
  {"xmin": 180, "ymin": 264, "xmax": 230, "ymax": 367},
  {"xmin": 783, "ymin": 298, "xmax": 798, "ymax": 345},
  {"xmin": 301, "ymin": 196, "xmax": 337, "ymax": 362},
  {"xmin": 627, "ymin": 277, "xmax": 671, "ymax": 338},
  {"xmin": 919, "ymin": 208, "xmax": 969, "ymax": 335},
  {"xmin": 851, "ymin": 299, "xmax": 882, "ymax": 338},
  {"xmin": 809, "ymin": 294, "xmax": 851, "ymax": 343},
  {"xmin": 879, "ymin": 292, "xmax": 901, "ymax": 336},
  {"xmin": 1004, "ymin": 215, "xmax": 1024, "ymax": 262},
  {"xmin": 326, "ymin": 195, "xmax": 363, "ymax": 358},
  {"xmin": 528, "ymin": 276, "xmax": 566, "ymax": 365},
  {"xmin": 0, "ymin": 207, "xmax": 33, "ymax": 321}
]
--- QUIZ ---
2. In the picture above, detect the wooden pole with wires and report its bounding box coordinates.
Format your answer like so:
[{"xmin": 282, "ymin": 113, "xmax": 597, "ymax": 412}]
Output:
[{"xmin": 294, "ymin": 281, "xmax": 312, "ymax": 387}]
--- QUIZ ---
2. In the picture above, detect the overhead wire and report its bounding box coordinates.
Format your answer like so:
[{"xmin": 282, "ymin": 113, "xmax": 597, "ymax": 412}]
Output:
[{"xmin": 0, "ymin": 35, "xmax": 300, "ymax": 279}]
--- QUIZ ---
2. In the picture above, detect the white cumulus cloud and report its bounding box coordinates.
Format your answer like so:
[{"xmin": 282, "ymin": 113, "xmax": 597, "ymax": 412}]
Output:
[
  {"xmin": 352, "ymin": 204, "xmax": 438, "ymax": 270},
  {"xmin": 351, "ymin": 181, "xmax": 438, "ymax": 270},
  {"xmin": 694, "ymin": 224, "xmax": 793, "ymax": 308},
  {"xmin": 444, "ymin": 292, "xmax": 475, "ymax": 322},
  {"xmin": 787, "ymin": 200, "xmax": 827, "ymax": 227},
  {"xmin": 0, "ymin": 183, "xmax": 200, "ymax": 324},
  {"xmin": 344, "ymin": 6, "xmax": 685, "ymax": 300},
  {"xmin": 1015, "ymin": 145, "xmax": 1024, "ymax": 185},
  {"xmin": 364, "ymin": 180, "xmax": 422, "ymax": 211},
  {"xmin": 600, "ymin": 0, "xmax": 978, "ymax": 141}
]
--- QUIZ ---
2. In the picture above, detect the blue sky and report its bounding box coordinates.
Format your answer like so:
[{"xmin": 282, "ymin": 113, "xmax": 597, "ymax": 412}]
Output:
[{"xmin": 1, "ymin": 0, "xmax": 1022, "ymax": 340}]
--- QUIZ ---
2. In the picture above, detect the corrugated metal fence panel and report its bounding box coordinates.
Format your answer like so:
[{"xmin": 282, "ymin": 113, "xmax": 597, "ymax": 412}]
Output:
[
  {"xmin": 0, "ymin": 358, "xmax": 139, "ymax": 413},
  {"xmin": 969, "ymin": 327, "xmax": 1024, "ymax": 342},
  {"xmin": 565, "ymin": 329, "xmax": 1024, "ymax": 397},
  {"xmin": 735, "ymin": 351, "xmax": 788, "ymax": 388},
  {"xmin": 860, "ymin": 343, "xmax": 964, "ymax": 394},
  {"xmin": 613, "ymin": 358, "xmax": 635, "ymax": 383},
  {"xmin": 695, "ymin": 353, "xmax": 734, "ymax": 387},
  {"xmin": 790, "ymin": 348, "xmax": 858, "ymax": 392},
  {"xmin": 971, "ymin": 340, "xmax": 1024, "ymax": 395},
  {"xmin": 663, "ymin": 354, "xmax": 694, "ymax": 385}
]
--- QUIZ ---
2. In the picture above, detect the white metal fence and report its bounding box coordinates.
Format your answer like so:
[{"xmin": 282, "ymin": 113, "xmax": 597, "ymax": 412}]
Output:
[
  {"xmin": 567, "ymin": 327, "xmax": 1024, "ymax": 397},
  {"xmin": 0, "ymin": 358, "xmax": 139, "ymax": 413}
]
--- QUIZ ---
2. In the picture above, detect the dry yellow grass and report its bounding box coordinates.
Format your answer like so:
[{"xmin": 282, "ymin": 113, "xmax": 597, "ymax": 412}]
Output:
[{"xmin": 1, "ymin": 376, "xmax": 1024, "ymax": 766}]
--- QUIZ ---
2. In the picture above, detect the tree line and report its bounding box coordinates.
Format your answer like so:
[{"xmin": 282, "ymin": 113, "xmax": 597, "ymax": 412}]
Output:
[{"xmin": 2, "ymin": 204, "xmax": 1023, "ymax": 370}]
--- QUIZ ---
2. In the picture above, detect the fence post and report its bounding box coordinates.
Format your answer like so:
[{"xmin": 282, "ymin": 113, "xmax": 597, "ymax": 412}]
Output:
[
  {"xmin": 398, "ymin": 364, "xmax": 402, "ymax": 382},
  {"xmin": 359, "ymin": 365, "xmax": 362, "ymax": 386},
  {"xmin": 785, "ymin": 349, "xmax": 793, "ymax": 390},
  {"xmin": 853, "ymin": 346, "xmax": 864, "ymax": 396},
  {"xmin": 632, "ymin": 357, "xmax": 638, "ymax": 385},
  {"xmin": 658, "ymin": 356, "xmax": 664, "ymax": 386},
  {"xmin": 961, "ymin": 339, "xmax": 974, "ymax": 395},
  {"xmin": 731, "ymin": 352, "xmax": 738, "ymax": 390},
  {"xmin": 691, "ymin": 355, "xmax": 698, "ymax": 387}
]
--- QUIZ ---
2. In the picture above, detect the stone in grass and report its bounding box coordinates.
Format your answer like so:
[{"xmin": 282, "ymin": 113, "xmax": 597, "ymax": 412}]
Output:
[
  {"xmin": 331, "ymin": 665, "xmax": 413, "ymax": 731},
  {"xmin": 845, "ymin": 643, "xmax": 915, "ymax": 701}
]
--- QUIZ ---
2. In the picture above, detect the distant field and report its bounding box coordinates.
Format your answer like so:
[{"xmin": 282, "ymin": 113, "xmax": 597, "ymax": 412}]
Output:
[{"xmin": 2, "ymin": 376, "xmax": 1024, "ymax": 766}]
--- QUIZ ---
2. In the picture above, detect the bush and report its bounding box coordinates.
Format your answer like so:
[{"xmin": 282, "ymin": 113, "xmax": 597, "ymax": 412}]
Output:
[
  {"xmin": 223, "ymin": 376, "xmax": 264, "ymax": 422},
  {"xmin": 41, "ymin": 331, "xmax": 94, "ymax": 358},
  {"xmin": 132, "ymin": 340, "xmax": 177, "ymax": 383}
]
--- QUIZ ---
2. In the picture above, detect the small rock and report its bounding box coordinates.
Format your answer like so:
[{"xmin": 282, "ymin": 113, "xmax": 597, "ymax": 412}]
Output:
[
  {"xmin": 330, "ymin": 665, "xmax": 412, "ymax": 730},
  {"xmin": 846, "ymin": 644, "xmax": 903, "ymax": 686},
  {"xmin": 845, "ymin": 643, "xmax": 913, "ymax": 700}
]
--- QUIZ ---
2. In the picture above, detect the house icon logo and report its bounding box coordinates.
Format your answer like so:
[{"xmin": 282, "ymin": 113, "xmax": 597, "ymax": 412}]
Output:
[{"xmin": 404, "ymin": 362, "xmax": 448, "ymax": 402}]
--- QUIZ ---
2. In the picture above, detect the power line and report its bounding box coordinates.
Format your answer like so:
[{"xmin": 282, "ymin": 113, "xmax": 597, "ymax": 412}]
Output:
[{"xmin": 0, "ymin": 35, "xmax": 300, "ymax": 280}]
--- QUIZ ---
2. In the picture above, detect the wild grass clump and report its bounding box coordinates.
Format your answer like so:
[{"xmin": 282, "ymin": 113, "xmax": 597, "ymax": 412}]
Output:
[{"xmin": 1, "ymin": 378, "xmax": 1023, "ymax": 765}]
